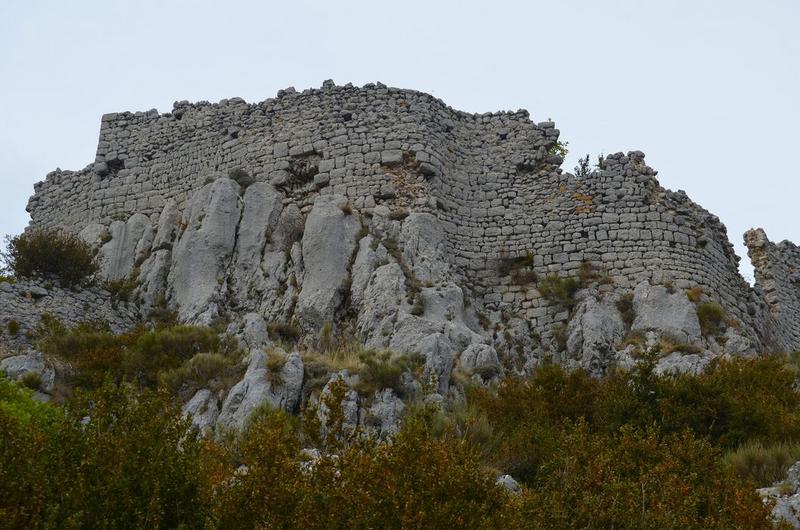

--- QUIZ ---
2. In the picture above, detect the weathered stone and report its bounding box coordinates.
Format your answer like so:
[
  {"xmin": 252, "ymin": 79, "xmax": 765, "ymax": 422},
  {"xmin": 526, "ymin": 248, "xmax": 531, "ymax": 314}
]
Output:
[
  {"xmin": 168, "ymin": 178, "xmax": 241, "ymax": 325},
  {"xmin": 631, "ymin": 281, "xmax": 702, "ymax": 344},
  {"xmin": 297, "ymin": 195, "xmax": 361, "ymax": 331}
]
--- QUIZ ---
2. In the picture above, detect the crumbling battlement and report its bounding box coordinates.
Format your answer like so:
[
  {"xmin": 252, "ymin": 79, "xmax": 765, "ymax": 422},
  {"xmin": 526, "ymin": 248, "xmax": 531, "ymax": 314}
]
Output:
[{"xmin": 22, "ymin": 81, "xmax": 795, "ymax": 350}]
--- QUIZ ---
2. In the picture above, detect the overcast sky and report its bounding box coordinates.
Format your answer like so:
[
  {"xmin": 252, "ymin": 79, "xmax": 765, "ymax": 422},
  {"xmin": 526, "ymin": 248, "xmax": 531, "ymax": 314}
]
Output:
[{"xmin": 1, "ymin": 0, "xmax": 797, "ymax": 281}]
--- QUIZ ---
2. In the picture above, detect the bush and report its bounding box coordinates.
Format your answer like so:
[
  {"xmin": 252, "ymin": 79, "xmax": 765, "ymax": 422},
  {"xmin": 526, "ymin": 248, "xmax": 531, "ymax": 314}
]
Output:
[
  {"xmin": 2, "ymin": 229, "xmax": 98, "ymax": 285},
  {"xmin": 20, "ymin": 371, "xmax": 42, "ymax": 390},
  {"xmin": 616, "ymin": 292, "xmax": 635, "ymax": 327},
  {"xmin": 268, "ymin": 321, "xmax": 301, "ymax": 343},
  {"xmin": 514, "ymin": 423, "xmax": 772, "ymax": 529},
  {"xmin": 538, "ymin": 274, "xmax": 580, "ymax": 309},
  {"xmin": 36, "ymin": 316, "xmax": 238, "ymax": 392},
  {"xmin": 0, "ymin": 381, "xmax": 211, "ymax": 529},
  {"xmin": 724, "ymin": 440, "xmax": 800, "ymax": 487},
  {"xmin": 357, "ymin": 350, "xmax": 421, "ymax": 398},
  {"xmin": 697, "ymin": 301, "xmax": 726, "ymax": 336},
  {"xmin": 6, "ymin": 320, "xmax": 20, "ymax": 336}
]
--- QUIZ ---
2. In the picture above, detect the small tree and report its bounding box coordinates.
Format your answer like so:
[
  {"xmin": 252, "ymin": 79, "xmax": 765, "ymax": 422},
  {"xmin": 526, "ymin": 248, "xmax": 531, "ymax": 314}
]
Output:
[{"xmin": 1, "ymin": 229, "xmax": 97, "ymax": 286}]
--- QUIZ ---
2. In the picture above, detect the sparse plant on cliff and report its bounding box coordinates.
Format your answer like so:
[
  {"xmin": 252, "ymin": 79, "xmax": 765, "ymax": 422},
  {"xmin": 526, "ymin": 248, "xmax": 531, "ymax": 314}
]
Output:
[
  {"xmin": 2, "ymin": 229, "xmax": 97, "ymax": 286},
  {"xmin": 697, "ymin": 301, "xmax": 726, "ymax": 336},
  {"xmin": 538, "ymin": 274, "xmax": 580, "ymax": 309},
  {"xmin": 547, "ymin": 140, "xmax": 569, "ymax": 161},
  {"xmin": 574, "ymin": 154, "xmax": 591, "ymax": 177}
]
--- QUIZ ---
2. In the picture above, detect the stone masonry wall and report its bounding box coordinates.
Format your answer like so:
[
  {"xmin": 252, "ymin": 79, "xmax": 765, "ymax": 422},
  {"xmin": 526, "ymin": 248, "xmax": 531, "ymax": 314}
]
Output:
[
  {"xmin": 23, "ymin": 80, "xmax": 796, "ymax": 350},
  {"xmin": 745, "ymin": 229, "xmax": 800, "ymax": 350}
]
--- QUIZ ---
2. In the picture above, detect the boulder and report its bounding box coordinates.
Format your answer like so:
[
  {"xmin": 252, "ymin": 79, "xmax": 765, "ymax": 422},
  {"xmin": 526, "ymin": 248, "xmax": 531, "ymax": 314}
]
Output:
[
  {"xmin": 459, "ymin": 343, "xmax": 503, "ymax": 381},
  {"xmin": 357, "ymin": 262, "xmax": 406, "ymax": 348},
  {"xmin": 631, "ymin": 281, "xmax": 702, "ymax": 344},
  {"xmin": 182, "ymin": 389, "xmax": 219, "ymax": 437},
  {"xmin": 168, "ymin": 178, "xmax": 241, "ymax": 325},
  {"xmin": 0, "ymin": 352, "xmax": 55, "ymax": 391},
  {"xmin": 152, "ymin": 199, "xmax": 179, "ymax": 249},
  {"xmin": 363, "ymin": 388, "xmax": 405, "ymax": 437},
  {"xmin": 78, "ymin": 223, "xmax": 109, "ymax": 249},
  {"xmin": 653, "ymin": 350, "xmax": 715, "ymax": 376},
  {"xmin": 350, "ymin": 235, "xmax": 388, "ymax": 312},
  {"xmin": 566, "ymin": 295, "xmax": 626, "ymax": 376},
  {"xmin": 297, "ymin": 195, "xmax": 361, "ymax": 331},
  {"xmin": 231, "ymin": 182, "xmax": 283, "ymax": 307},
  {"xmin": 759, "ymin": 461, "xmax": 800, "ymax": 528},
  {"xmin": 215, "ymin": 350, "xmax": 304, "ymax": 435}
]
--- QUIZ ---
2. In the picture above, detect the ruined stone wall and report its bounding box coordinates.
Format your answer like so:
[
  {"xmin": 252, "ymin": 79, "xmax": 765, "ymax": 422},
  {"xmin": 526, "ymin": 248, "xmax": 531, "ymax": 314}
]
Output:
[
  {"xmin": 746, "ymin": 229, "xmax": 800, "ymax": 350},
  {"xmin": 23, "ymin": 81, "xmax": 794, "ymax": 349}
]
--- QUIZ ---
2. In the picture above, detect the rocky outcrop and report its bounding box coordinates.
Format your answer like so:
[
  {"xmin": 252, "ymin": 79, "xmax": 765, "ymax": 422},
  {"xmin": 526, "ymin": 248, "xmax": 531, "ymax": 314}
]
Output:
[
  {"xmin": 215, "ymin": 350, "xmax": 304, "ymax": 436},
  {"xmin": 96, "ymin": 213, "xmax": 153, "ymax": 281},
  {"xmin": 631, "ymin": 281, "xmax": 701, "ymax": 344},
  {"xmin": 566, "ymin": 294, "xmax": 626, "ymax": 376},
  {"xmin": 297, "ymin": 195, "xmax": 361, "ymax": 332},
  {"xmin": 168, "ymin": 178, "xmax": 242, "ymax": 325},
  {"xmin": 759, "ymin": 461, "xmax": 800, "ymax": 528},
  {"xmin": 182, "ymin": 389, "xmax": 220, "ymax": 437}
]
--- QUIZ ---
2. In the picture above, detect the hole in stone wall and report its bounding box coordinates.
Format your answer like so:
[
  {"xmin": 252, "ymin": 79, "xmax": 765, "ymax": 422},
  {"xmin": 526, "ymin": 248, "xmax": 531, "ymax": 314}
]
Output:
[{"xmin": 106, "ymin": 158, "xmax": 125, "ymax": 174}]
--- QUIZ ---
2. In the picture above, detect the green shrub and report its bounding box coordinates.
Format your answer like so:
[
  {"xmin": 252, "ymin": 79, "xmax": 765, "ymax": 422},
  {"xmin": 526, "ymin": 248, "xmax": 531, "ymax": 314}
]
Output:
[
  {"xmin": 20, "ymin": 372, "xmax": 42, "ymax": 391},
  {"xmin": 36, "ymin": 316, "xmax": 236, "ymax": 392},
  {"xmin": 697, "ymin": 301, "xmax": 726, "ymax": 336},
  {"xmin": 724, "ymin": 440, "xmax": 800, "ymax": 487},
  {"xmin": 106, "ymin": 276, "xmax": 138, "ymax": 303},
  {"xmin": 159, "ymin": 352, "xmax": 240, "ymax": 397},
  {"xmin": 6, "ymin": 320, "xmax": 20, "ymax": 336},
  {"xmin": 2, "ymin": 229, "xmax": 98, "ymax": 285},
  {"xmin": 616, "ymin": 292, "xmax": 635, "ymax": 327},
  {"xmin": 267, "ymin": 321, "xmax": 301, "ymax": 343},
  {"xmin": 538, "ymin": 274, "xmax": 580, "ymax": 309},
  {"xmin": 356, "ymin": 350, "xmax": 420, "ymax": 398},
  {"xmin": 514, "ymin": 423, "xmax": 772, "ymax": 528}
]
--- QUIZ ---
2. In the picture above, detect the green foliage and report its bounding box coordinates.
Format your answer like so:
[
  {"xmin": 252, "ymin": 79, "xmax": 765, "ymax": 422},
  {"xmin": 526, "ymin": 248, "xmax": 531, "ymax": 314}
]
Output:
[
  {"xmin": 356, "ymin": 350, "xmax": 422, "ymax": 398},
  {"xmin": 159, "ymin": 352, "xmax": 242, "ymax": 398},
  {"xmin": 514, "ymin": 423, "xmax": 772, "ymax": 529},
  {"xmin": 6, "ymin": 319, "xmax": 20, "ymax": 336},
  {"xmin": 211, "ymin": 404, "xmax": 511, "ymax": 529},
  {"xmin": 267, "ymin": 321, "xmax": 301, "ymax": 343},
  {"xmin": 1, "ymin": 353, "xmax": 790, "ymax": 529},
  {"xmin": 547, "ymin": 140, "xmax": 569, "ymax": 160},
  {"xmin": 105, "ymin": 276, "xmax": 138, "ymax": 303},
  {"xmin": 20, "ymin": 371, "xmax": 42, "ymax": 390},
  {"xmin": 0, "ymin": 381, "xmax": 210, "ymax": 529},
  {"xmin": 616, "ymin": 292, "xmax": 635, "ymax": 327},
  {"xmin": 1, "ymin": 229, "xmax": 98, "ymax": 285},
  {"xmin": 538, "ymin": 274, "xmax": 580, "ymax": 309},
  {"xmin": 697, "ymin": 301, "xmax": 726, "ymax": 336},
  {"xmin": 724, "ymin": 440, "xmax": 800, "ymax": 487},
  {"xmin": 35, "ymin": 315, "xmax": 238, "ymax": 392}
]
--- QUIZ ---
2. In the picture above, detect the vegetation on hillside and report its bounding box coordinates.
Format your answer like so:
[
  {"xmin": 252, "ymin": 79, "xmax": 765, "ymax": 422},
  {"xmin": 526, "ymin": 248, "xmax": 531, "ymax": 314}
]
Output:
[{"xmin": 3, "ymin": 332, "xmax": 799, "ymax": 527}]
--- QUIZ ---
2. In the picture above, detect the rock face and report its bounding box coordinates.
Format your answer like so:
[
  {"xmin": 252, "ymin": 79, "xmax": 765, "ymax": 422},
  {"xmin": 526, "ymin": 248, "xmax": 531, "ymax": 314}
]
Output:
[
  {"xmin": 96, "ymin": 213, "xmax": 153, "ymax": 281},
  {"xmin": 168, "ymin": 178, "xmax": 242, "ymax": 325},
  {"xmin": 215, "ymin": 351, "xmax": 304, "ymax": 435},
  {"xmin": 759, "ymin": 461, "xmax": 800, "ymax": 528},
  {"xmin": 567, "ymin": 294, "xmax": 626, "ymax": 376},
  {"xmin": 297, "ymin": 195, "xmax": 361, "ymax": 332},
  {"xmin": 631, "ymin": 282, "xmax": 702, "ymax": 344}
]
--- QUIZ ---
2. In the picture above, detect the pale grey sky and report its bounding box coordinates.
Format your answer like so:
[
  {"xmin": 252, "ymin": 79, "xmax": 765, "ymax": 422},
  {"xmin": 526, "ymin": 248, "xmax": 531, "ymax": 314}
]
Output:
[{"xmin": 1, "ymin": 0, "xmax": 798, "ymax": 280}]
